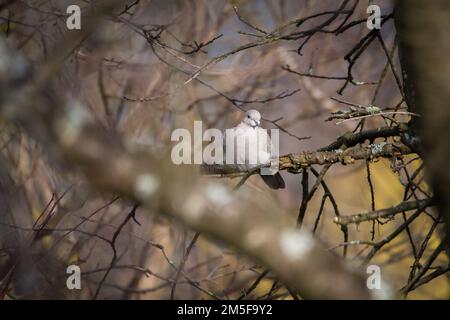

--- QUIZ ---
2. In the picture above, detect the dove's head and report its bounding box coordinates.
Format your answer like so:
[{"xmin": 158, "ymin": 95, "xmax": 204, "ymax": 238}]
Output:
[{"xmin": 243, "ymin": 109, "xmax": 261, "ymax": 128}]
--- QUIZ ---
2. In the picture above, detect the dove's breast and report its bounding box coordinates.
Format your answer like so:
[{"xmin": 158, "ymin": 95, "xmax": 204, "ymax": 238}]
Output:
[{"xmin": 223, "ymin": 124, "xmax": 272, "ymax": 171}]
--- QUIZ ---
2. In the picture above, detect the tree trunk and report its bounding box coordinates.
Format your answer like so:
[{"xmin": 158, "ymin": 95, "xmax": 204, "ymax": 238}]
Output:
[{"xmin": 395, "ymin": 0, "xmax": 450, "ymax": 250}]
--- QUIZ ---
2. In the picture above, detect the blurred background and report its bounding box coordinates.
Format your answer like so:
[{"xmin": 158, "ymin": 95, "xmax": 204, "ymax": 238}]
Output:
[{"xmin": 0, "ymin": 0, "xmax": 448, "ymax": 299}]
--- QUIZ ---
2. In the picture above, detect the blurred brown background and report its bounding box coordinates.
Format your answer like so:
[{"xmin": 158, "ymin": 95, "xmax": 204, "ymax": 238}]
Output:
[{"xmin": 0, "ymin": 0, "xmax": 447, "ymax": 299}]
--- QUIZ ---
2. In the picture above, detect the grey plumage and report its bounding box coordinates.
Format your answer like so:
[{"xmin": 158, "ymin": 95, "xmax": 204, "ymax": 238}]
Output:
[{"xmin": 224, "ymin": 109, "xmax": 285, "ymax": 190}]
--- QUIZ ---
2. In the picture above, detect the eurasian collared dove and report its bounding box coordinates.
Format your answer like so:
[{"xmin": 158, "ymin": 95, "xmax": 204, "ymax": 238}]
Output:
[{"xmin": 224, "ymin": 109, "xmax": 285, "ymax": 189}]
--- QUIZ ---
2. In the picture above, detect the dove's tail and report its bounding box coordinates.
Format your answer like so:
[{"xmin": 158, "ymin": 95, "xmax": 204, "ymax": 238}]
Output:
[{"xmin": 260, "ymin": 172, "xmax": 285, "ymax": 189}]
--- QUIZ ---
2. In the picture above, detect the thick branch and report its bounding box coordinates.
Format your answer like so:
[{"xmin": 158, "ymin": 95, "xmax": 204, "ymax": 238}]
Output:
[{"xmin": 318, "ymin": 125, "xmax": 406, "ymax": 152}]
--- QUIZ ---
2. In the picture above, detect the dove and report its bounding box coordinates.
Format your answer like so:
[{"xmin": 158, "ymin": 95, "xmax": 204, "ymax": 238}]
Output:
[{"xmin": 224, "ymin": 109, "xmax": 285, "ymax": 189}]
